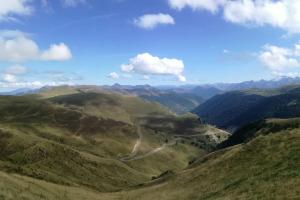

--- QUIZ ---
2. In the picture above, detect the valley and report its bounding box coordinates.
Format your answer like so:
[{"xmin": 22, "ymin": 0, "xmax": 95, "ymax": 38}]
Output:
[
  {"xmin": 0, "ymin": 84, "xmax": 299, "ymax": 199},
  {"xmin": 2, "ymin": 1, "xmax": 300, "ymax": 199}
]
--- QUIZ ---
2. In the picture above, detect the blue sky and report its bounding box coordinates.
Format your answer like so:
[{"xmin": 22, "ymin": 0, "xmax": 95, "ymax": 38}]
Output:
[{"xmin": 1, "ymin": 0, "xmax": 300, "ymax": 90}]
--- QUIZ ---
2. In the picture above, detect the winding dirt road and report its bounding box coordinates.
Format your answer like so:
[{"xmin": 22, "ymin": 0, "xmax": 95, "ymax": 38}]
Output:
[{"xmin": 120, "ymin": 126, "xmax": 177, "ymax": 162}]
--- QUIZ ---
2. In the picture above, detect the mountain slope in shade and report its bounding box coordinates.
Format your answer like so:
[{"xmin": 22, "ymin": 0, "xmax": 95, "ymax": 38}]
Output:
[
  {"xmin": 193, "ymin": 85, "xmax": 300, "ymax": 130},
  {"xmin": 219, "ymin": 118, "xmax": 300, "ymax": 148}
]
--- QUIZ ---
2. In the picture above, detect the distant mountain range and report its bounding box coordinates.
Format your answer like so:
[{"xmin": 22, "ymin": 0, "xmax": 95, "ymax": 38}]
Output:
[
  {"xmin": 0, "ymin": 77, "xmax": 300, "ymax": 199},
  {"xmin": 208, "ymin": 76, "xmax": 300, "ymax": 91},
  {"xmin": 2, "ymin": 76, "xmax": 300, "ymax": 114}
]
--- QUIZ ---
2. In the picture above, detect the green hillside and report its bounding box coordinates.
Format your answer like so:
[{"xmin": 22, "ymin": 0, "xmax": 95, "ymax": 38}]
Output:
[
  {"xmin": 0, "ymin": 92, "xmax": 229, "ymax": 199},
  {"xmin": 110, "ymin": 118, "xmax": 300, "ymax": 200},
  {"xmin": 1, "ymin": 114, "xmax": 299, "ymax": 199},
  {"xmin": 36, "ymin": 85, "xmax": 205, "ymax": 114},
  {"xmin": 141, "ymin": 92, "xmax": 204, "ymax": 114},
  {"xmin": 2, "ymin": 89, "xmax": 298, "ymax": 200},
  {"xmin": 193, "ymin": 85, "xmax": 300, "ymax": 130}
]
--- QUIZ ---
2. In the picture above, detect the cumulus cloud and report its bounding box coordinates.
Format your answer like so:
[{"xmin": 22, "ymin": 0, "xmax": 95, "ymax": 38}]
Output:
[
  {"xmin": 2, "ymin": 74, "xmax": 17, "ymax": 83},
  {"xmin": 169, "ymin": 0, "xmax": 300, "ymax": 33},
  {"xmin": 223, "ymin": 0, "xmax": 288, "ymax": 28},
  {"xmin": 0, "ymin": 36, "xmax": 39, "ymax": 62},
  {"xmin": 121, "ymin": 53, "xmax": 186, "ymax": 82},
  {"xmin": 41, "ymin": 43, "xmax": 72, "ymax": 61},
  {"xmin": 0, "ymin": 31, "xmax": 72, "ymax": 62},
  {"xmin": 0, "ymin": 0, "xmax": 33, "ymax": 21},
  {"xmin": 259, "ymin": 43, "xmax": 300, "ymax": 71},
  {"xmin": 108, "ymin": 72, "xmax": 120, "ymax": 79},
  {"xmin": 134, "ymin": 13, "xmax": 175, "ymax": 30}
]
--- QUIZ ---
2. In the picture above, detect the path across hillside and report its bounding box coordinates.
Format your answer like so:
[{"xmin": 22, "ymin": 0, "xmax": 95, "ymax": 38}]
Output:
[{"xmin": 120, "ymin": 126, "xmax": 177, "ymax": 162}]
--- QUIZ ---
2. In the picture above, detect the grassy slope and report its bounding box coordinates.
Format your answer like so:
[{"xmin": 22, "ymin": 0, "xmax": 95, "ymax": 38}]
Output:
[
  {"xmin": 37, "ymin": 86, "xmax": 80, "ymax": 98},
  {"xmin": 49, "ymin": 92, "xmax": 172, "ymax": 124},
  {"xmin": 37, "ymin": 85, "xmax": 204, "ymax": 114},
  {"xmin": 1, "ymin": 118, "xmax": 298, "ymax": 199},
  {"xmin": 0, "ymin": 92, "xmax": 227, "ymax": 198},
  {"xmin": 0, "ymin": 91, "xmax": 298, "ymax": 199},
  {"xmin": 141, "ymin": 92, "xmax": 204, "ymax": 114},
  {"xmin": 110, "ymin": 119, "xmax": 300, "ymax": 200}
]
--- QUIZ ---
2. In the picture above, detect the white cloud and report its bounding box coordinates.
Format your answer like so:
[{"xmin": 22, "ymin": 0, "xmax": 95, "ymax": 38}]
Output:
[
  {"xmin": 272, "ymin": 71, "xmax": 299, "ymax": 78},
  {"xmin": 0, "ymin": 36, "xmax": 39, "ymax": 62},
  {"xmin": 168, "ymin": 0, "xmax": 225, "ymax": 12},
  {"xmin": 177, "ymin": 74, "xmax": 187, "ymax": 82},
  {"xmin": 0, "ymin": 66, "xmax": 82, "ymax": 89},
  {"xmin": 169, "ymin": 0, "xmax": 300, "ymax": 33},
  {"xmin": 41, "ymin": 43, "xmax": 72, "ymax": 61},
  {"xmin": 0, "ymin": 0, "xmax": 33, "ymax": 21},
  {"xmin": 223, "ymin": 0, "xmax": 288, "ymax": 27},
  {"xmin": 134, "ymin": 13, "xmax": 175, "ymax": 30},
  {"xmin": 2, "ymin": 74, "xmax": 17, "ymax": 83},
  {"xmin": 0, "ymin": 80, "xmax": 73, "ymax": 89},
  {"xmin": 121, "ymin": 53, "xmax": 186, "ymax": 82},
  {"xmin": 1, "ymin": 65, "xmax": 28, "ymax": 84},
  {"xmin": 0, "ymin": 80, "xmax": 42, "ymax": 88},
  {"xmin": 259, "ymin": 44, "xmax": 300, "ymax": 71},
  {"xmin": 0, "ymin": 31, "xmax": 72, "ymax": 62},
  {"xmin": 0, "ymin": 29, "xmax": 29, "ymax": 38},
  {"xmin": 108, "ymin": 72, "xmax": 120, "ymax": 79},
  {"xmin": 62, "ymin": 0, "xmax": 86, "ymax": 7}
]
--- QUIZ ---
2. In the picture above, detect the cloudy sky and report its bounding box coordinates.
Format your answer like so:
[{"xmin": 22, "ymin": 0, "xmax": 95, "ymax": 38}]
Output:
[{"xmin": 1, "ymin": 0, "xmax": 300, "ymax": 90}]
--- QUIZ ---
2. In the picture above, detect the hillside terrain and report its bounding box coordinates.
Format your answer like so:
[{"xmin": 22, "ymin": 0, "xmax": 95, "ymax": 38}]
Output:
[
  {"xmin": 0, "ymin": 90, "xmax": 230, "ymax": 199},
  {"xmin": 219, "ymin": 118, "xmax": 300, "ymax": 148},
  {"xmin": 193, "ymin": 85, "xmax": 300, "ymax": 130},
  {"xmin": 1, "ymin": 113, "xmax": 299, "ymax": 199},
  {"xmin": 108, "ymin": 118, "xmax": 300, "ymax": 199},
  {"xmin": 5, "ymin": 85, "xmax": 206, "ymax": 114},
  {"xmin": 0, "ymin": 86, "xmax": 299, "ymax": 200},
  {"xmin": 79, "ymin": 84, "xmax": 206, "ymax": 114},
  {"xmin": 3, "ymin": 76, "xmax": 300, "ymax": 114}
]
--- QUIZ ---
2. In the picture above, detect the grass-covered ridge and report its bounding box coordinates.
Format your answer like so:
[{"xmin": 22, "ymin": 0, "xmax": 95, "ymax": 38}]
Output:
[
  {"xmin": 1, "ymin": 115, "xmax": 299, "ymax": 199},
  {"xmin": 111, "ymin": 118, "xmax": 300, "ymax": 200},
  {"xmin": 3, "ymin": 89, "xmax": 299, "ymax": 199},
  {"xmin": 0, "ymin": 92, "xmax": 229, "ymax": 199}
]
